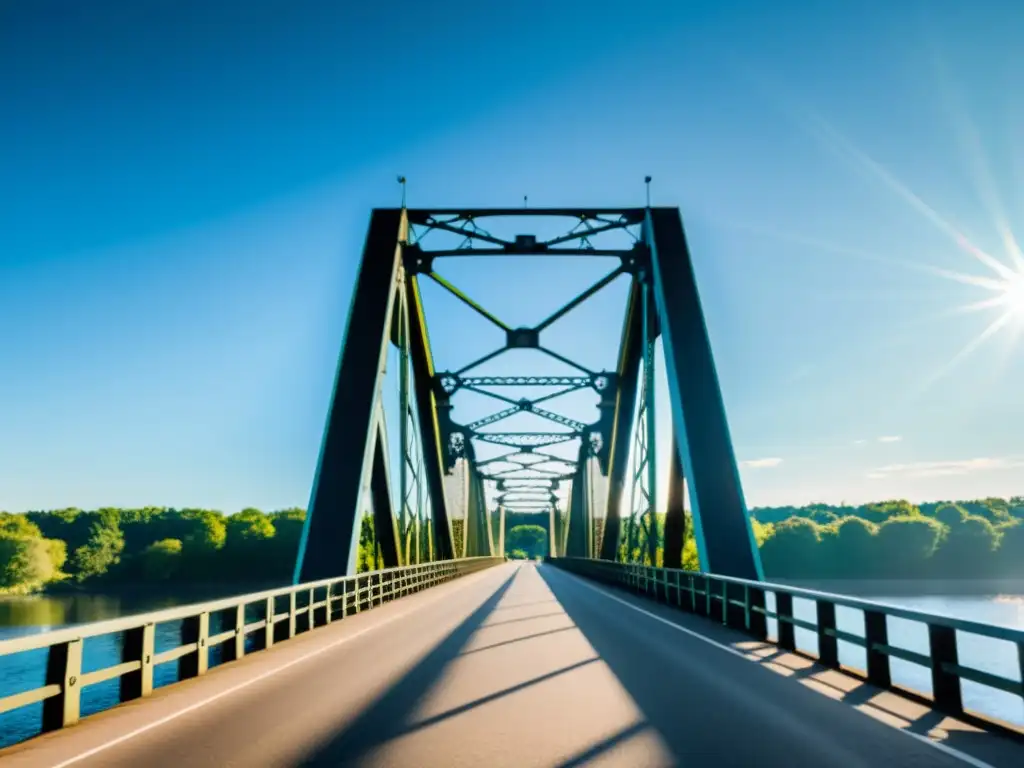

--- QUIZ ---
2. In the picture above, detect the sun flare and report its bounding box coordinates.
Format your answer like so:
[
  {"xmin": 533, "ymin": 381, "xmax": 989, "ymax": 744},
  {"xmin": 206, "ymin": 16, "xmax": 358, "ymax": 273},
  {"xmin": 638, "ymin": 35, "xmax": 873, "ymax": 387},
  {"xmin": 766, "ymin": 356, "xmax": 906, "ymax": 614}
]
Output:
[{"xmin": 1006, "ymin": 275, "xmax": 1024, "ymax": 318}]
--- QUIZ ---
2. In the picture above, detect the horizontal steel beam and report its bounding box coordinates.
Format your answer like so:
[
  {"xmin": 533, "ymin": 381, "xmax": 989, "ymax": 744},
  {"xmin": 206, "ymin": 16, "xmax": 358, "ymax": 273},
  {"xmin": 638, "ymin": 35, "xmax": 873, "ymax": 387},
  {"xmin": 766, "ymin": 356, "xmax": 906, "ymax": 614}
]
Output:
[
  {"xmin": 420, "ymin": 248, "xmax": 631, "ymax": 258},
  {"xmin": 406, "ymin": 208, "xmax": 646, "ymax": 221}
]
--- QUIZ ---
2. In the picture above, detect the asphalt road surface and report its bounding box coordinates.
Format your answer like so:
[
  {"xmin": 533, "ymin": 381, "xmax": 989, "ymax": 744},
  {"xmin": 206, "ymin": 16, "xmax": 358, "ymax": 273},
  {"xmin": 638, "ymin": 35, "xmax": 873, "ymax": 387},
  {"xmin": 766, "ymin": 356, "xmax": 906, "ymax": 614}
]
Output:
[{"xmin": 1, "ymin": 562, "xmax": 1020, "ymax": 767}]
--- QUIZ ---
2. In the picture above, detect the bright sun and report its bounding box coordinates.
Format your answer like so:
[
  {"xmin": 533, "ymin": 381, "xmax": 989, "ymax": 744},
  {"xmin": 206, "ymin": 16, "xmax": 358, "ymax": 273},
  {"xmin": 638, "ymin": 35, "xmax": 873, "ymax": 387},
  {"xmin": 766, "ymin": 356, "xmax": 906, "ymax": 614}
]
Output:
[{"xmin": 1006, "ymin": 276, "xmax": 1024, "ymax": 317}]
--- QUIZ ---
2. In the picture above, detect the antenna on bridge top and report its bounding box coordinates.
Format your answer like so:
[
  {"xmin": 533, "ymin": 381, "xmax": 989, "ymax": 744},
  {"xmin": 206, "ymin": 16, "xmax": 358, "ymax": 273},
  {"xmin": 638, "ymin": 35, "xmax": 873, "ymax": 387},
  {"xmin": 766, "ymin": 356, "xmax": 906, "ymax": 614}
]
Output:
[
  {"xmin": 523, "ymin": 194, "xmax": 528, "ymax": 209},
  {"xmin": 644, "ymin": 175, "xmax": 652, "ymax": 208},
  {"xmin": 397, "ymin": 176, "xmax": 407, "ymax": 209}
]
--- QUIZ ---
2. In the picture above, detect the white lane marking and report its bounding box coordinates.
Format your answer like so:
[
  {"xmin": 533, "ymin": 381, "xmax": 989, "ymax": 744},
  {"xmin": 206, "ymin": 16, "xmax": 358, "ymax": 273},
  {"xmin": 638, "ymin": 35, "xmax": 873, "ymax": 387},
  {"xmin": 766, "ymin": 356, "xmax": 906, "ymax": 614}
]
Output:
[
  {"xmin": 48, "ymin": 565, "xmax": 515, "ymax": 768},
  {"xmin": 550, "ymin": 567, "xmax": 1001, "ymax": 768}
]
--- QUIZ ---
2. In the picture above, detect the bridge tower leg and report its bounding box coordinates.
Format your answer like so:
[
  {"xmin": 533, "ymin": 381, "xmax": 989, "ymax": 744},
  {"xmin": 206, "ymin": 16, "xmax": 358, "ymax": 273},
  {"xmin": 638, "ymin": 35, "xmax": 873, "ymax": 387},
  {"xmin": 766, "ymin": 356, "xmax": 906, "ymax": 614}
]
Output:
[
  {"xmin": 496, "ymin": 505, "xmax": 506, "ymax": 556},
  {"xmin": 294, "ymin": 209, "xmax": 456, "ymax": 582},
  {"xmin": 662, "ymin": 437, "xmax": 687, "ymax": 569},
  {"xmin": 564, "ymin": 454, "xmax": 592, "ymax": 558},
  {"xmin": 599, "ymin": 282, "xmax": 643, "ymax": 562},
  {"xmin": 463, "ymin": 461, "xmax": 495, "ymax": 557},
  {"xmin": 645, "ymin": 208, "xmax": 763, "ymax": 580}
]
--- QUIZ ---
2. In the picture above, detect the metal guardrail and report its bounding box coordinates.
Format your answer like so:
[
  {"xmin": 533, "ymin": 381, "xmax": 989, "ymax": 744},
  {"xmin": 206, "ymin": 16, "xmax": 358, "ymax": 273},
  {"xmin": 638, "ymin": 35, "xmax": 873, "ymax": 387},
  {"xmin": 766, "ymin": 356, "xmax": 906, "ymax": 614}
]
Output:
[
  {"xmin": 551, "ymin": 557, "xmax": 1024, "ymax": 729},
  {"xmin": 0, "ymin": 557, "xmax": 504, "ymax": 738}
]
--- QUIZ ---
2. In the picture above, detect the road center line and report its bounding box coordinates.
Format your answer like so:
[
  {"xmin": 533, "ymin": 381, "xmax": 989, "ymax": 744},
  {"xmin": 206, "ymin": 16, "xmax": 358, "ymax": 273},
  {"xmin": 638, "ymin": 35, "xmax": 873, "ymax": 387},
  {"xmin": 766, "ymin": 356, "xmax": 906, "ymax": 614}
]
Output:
[
  {"xmin": 548, "ymin": 565, "xmax": 1000, "ymax": 768},
  {"xmin": 46, "ymin": 565, "xmax": 513, "ymax": 768}
]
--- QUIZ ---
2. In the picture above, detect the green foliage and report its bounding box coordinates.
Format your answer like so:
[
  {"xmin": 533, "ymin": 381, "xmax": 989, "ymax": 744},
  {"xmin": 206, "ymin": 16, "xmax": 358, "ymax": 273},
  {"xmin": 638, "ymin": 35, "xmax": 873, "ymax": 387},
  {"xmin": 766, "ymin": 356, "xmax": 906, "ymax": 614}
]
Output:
[
  {"xmin": 2, "ymin": 495, "xmax": 1022, "ymax": 593},
  {"xmin": 141, "ymin": 539, "xmax": 183, "ymax": 581},
  {"xmin": 751, "ymin": 497, "xmax": 1023, "ymax": 580},
  {"xmin": 505, "ymin": 525, "xmax": 547, "ymax": 558},
  {"xmin": 71, "ymin": 522, "xmax": 125, "ymax": 581},
  {"xmin": 0, "ymin": 535, "xmax": 58, "ymax": 591},
  {"xmin": 0, "ymin": 513, "xmax": 43, "ymax": 539}
]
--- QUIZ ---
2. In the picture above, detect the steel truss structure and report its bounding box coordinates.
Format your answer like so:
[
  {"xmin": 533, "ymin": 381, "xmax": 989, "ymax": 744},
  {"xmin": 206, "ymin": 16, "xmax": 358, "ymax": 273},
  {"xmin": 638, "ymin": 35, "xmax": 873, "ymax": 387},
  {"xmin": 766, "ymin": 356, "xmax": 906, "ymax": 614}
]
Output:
[{"xmin": 294, "ymin": 206, "xmax": 764, "ymax": 582}]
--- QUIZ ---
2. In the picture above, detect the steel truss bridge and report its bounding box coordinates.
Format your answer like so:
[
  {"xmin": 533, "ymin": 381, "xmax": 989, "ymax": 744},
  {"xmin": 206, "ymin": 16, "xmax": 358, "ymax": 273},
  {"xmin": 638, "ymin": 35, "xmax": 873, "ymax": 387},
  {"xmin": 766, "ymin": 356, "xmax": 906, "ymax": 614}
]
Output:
[{"xmin": 0, "ymin": 206, "xmax": 1021, "ymax": 767}]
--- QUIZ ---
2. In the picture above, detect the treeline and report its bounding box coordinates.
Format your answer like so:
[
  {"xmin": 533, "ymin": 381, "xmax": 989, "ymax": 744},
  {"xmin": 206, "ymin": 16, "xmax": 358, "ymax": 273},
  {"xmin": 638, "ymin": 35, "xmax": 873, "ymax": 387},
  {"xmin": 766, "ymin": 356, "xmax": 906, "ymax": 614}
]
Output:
[
  {"xmin": 0, "ymin": 507, "xmax": 307, "ymax": 594},
  {"xmin": 4, "ymin": 495, "xmax": 1022, "ymax": 594},
  {"xmin": 597, "ymin": 496, "xmax": 1024, "ymax": 580},
  {"xmin": 753, "ymin": 497, "xmax": 1024, "ymax": 580},
  {"xmin": 542, "ymin": 496, "xmax": 1024, "ymax": 581}
]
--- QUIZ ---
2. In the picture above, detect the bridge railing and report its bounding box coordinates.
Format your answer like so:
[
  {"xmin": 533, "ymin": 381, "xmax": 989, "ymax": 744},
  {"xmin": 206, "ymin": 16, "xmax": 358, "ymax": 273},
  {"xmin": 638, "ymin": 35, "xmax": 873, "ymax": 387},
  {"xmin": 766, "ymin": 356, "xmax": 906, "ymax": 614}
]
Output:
[
  {"xmin": 0, "ymin": 556, "xmax": 504, "ymax": 740},
  {"xmin": 551, "ymin": 557, "xmax": 1024, "ymax": 731}
]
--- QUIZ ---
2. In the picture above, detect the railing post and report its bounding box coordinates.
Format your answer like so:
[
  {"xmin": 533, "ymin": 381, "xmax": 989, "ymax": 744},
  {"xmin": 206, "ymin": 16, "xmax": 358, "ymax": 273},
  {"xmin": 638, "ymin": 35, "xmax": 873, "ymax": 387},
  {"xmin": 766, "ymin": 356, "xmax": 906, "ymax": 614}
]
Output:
[
  {"xmin": 41, "ymin": 638, "xmax": 83, "ymax": 731},
  {"xmin": 288, "ymin": 591, "xmax": 297, "ymax": 638},
  {"xmin": 776, "ymin": 592, "xmax": 796, "ymax": 651},
  {"xmin": 264, "ymin": 597, "xmax": 276, "ymax": 649},
  {"xmin": 323, "ymin": 585, "xmax": 333, "ymax": 625},
  {"xmin": 816, "ymin": 600, "xmax": 839, "ymax": 669},
  {"xmin": 864, "ymin": 610, "xmax": 890, "ymax": 688},
  {"xmin": 232, "ymin": 604, "xmax": 246, "ymax": 661},
  {"xmin": 929, "ymin": 625, "xmax": 963, "ymax": 714},
  {"xmin": 1018, "ymin": 642, "xmax": 1024, "ymax": 698},
  {"xmin": 748, "ymin": 586, "xmax": 767, "ymax": 639},
  {"xmin": 341, "ymin": 579, "xmax": 349, "ymax": 618},
  {"xmin": 180, "ymin": 612, "xmax": 209, "ymax": 679},
  {"xmin": 308, "ymin": 588, "xmax": 315, "ymax": 629},
  {"xmin": 120, "ymin": 623, "xmax": 155, "ymax": 701}
]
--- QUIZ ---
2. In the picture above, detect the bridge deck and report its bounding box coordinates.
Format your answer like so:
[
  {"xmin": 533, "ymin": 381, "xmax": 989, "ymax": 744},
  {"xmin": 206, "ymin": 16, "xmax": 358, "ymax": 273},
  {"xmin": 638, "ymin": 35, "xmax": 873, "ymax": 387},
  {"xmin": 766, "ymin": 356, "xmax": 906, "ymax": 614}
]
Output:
[{"xmin": 1, "ymin": 563, "xmax": 1019, "ymax": 767}]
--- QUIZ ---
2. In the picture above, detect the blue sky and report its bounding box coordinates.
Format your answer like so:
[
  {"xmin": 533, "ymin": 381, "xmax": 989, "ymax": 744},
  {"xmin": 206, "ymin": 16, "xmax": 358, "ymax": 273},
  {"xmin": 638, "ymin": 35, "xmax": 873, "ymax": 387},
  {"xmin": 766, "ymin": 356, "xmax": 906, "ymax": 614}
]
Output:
[{"xmin": 1, "ymin": 1, "xmax": 1022, "ymax": 514}]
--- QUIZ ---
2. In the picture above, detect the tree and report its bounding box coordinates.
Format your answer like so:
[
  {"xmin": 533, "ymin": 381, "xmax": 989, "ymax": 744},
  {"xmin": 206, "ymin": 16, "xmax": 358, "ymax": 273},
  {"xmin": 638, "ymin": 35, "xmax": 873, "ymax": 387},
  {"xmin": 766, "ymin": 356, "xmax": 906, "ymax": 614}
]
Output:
[
  {"xmin": 934, "ymin": 504, "xmax": 966, "ymax": 528},
  {"xmin": 140, "ymin": 539, "xmax": 183, "ymax": 581},
  {"xmin": 759, "ymin": 518, "xmax": 824, "ymax": 578},
  {"xmin": 932, "ymin": 515, "xmax": 999, "ymax": 578},
  {"xmin": 0, "ymin": 513, "xmax": 43, "ymax": 539},
  {"xmin": 71, "ymin": 523, "xmax": 125, "ymax": 581},
  {"xmin": 830, "ymin": 517, "xmax": 878, "ymax": 578},
  {"xmin": 996, "ymin": 519, "xmax": 1024, "ymax": 577},
  {"xmin": 0, "ymin": 535, "xmax": 58, "ymax": 590},
  {"xmin": 874, "ymin": 516, "xmax": 944, "ymax": 578},
  {"xmin": 505, "ymin": 525, "xmax": 547, "ymax": 558}
]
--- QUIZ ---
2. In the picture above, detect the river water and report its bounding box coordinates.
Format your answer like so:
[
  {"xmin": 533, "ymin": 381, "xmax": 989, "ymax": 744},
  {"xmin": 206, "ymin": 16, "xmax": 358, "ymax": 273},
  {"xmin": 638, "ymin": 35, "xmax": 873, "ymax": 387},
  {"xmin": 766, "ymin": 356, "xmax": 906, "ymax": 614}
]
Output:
[{"xmin": 1, "ymin": 584, "xmax": 1023, "ymax": 748}]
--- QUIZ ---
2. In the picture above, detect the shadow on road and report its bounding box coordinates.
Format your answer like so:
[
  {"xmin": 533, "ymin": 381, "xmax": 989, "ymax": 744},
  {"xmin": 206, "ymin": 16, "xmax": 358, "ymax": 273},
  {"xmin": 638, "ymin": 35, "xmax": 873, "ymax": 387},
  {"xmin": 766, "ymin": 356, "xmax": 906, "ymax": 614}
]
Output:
[
  {"xmin": 536, "ymin": 566, "xmax": 1023, "ymax": 768},
  {"xmin": 297, "ymin": 566, "xmax": 583, "ymax": 766}
]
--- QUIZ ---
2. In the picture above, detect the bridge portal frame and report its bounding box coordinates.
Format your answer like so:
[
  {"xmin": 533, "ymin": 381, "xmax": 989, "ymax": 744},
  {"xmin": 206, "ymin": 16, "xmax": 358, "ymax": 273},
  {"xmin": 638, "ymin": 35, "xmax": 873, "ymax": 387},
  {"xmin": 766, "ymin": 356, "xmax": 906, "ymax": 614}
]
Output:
[{"xmin": 294, "ymin": 206, "xmax": 763, "ymax": 582}]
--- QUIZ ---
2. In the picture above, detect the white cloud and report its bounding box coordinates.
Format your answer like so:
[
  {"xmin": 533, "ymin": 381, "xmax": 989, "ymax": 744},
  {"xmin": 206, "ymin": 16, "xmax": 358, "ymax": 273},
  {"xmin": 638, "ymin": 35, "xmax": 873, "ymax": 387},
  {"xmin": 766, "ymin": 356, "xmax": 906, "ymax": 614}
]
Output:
[
  {"xmin": 878, "ymin": 436, "xmax": 902, "ymax": 443},
  {"xmin": 866, "ymin": 456, "xmax": 1024, "ymax": 479},
  {"xmin": 852, "ymin": 439, "xmax": 868, "ymax": 446},
  {"xmin": 741, "ymin": 457, "xmax": 783, "ymax": 469}
]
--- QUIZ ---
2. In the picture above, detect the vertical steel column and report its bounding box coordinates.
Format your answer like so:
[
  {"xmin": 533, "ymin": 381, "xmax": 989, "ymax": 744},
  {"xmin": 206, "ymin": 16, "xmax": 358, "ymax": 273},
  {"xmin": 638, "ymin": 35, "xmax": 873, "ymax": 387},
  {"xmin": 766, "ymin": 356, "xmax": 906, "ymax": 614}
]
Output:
[
  {"xmin": 662, "ymin": 431, "xmax": 687, "ymax": 569},
  {"xmin": 645, "ymin": 208, "xmax": 763, "ymax": 580},
  {"xmin": 497, "ymin": 504, "xmax": 506, "ymax": 556},
  {"xmin": 369, "ymin": 417, "xmax": 400, "ymax": 568},
  {"xmin": 406, "ymin": 275, "xmax": 456, "ymax": 561},
  {"xmin": 463, "ymin": 460, "xmax": 494, "ymax": 557},
  {"xmin": 398, "ymin": 288, "xmax": 411, "ymax": 565},
  {"xmin": 549, "ymin": 505, "xmax": 560, "ymax": 557},
  {"xmin": 599, "ymin": 280, "xmax": 644, "ymax": 561},
  {"xmin": 640, "ymin": 279, "xmax": 659, "ymax": 566},
  {"xmin": 295, "ymin": 210, "xmax": 405, "ymax": 582},
  {"xmin": 565, "ymin": 452, "xmax": 590, "ymax": 557}
]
